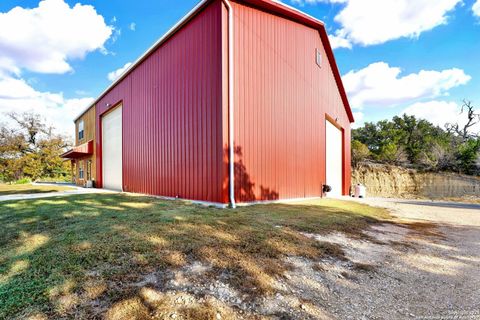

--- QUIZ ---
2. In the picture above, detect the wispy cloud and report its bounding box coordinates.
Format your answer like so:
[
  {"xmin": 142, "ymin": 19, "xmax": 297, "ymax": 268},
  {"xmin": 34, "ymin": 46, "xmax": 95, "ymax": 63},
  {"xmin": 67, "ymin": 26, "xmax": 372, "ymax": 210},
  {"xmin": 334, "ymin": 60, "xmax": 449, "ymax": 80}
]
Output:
[
  {"xmin": 0, "ymin": 74, "xmax": 93, "ymax": 137},
  {"xmin": 473, "ymin": 0, "xmax": 480, "ymax": 17},
  {"xmin": 107, "ymin": 62, "xmax": 133, "ymax": 82}
]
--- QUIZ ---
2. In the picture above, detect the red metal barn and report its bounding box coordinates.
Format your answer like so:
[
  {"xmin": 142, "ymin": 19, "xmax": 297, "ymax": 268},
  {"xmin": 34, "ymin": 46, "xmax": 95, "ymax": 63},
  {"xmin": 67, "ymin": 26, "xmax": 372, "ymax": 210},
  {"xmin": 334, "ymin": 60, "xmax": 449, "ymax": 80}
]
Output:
[{"xmin": 87, "ymin": 0, "xmax": 354, "ymax": 206}]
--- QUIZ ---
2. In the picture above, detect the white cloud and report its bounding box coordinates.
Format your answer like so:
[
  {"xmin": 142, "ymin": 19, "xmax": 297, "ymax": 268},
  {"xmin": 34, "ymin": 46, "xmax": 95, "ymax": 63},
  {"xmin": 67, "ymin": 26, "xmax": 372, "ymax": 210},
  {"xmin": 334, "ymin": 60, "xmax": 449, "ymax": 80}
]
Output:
[
  {"xmin": 473, "ymin": 0, "xmax": 480, "ymax": 16},
  {"xmin": 328, "ymin": 33, "xmax": 352, "ymax": 49},
  {"xmin": 111, "ymin": 29, "xmax": 122, "ymax": 44},
  {"xmin": 75, "ymin": 90, "xmax": 90, "ymax": 96},
  {"xmin": 292, "ymin": 0, "xmax": 461, "ymax": 47},
  {"xmin": 0, "ymin": 74, "xmax": 93, "ymax": 139},
  {"xmin": 129, "ymin": 22, "xmax": 136, "ymax": 31},
  {"xmin": 0, "ymin": 0, "xmax": 113, "ymax": 75},
  {"xmin": 402, "ymin": 100, "xmax": 480, "ymax": 132},
  {"xmin": 107, "ymin": 62, "xmax": 133, "ymax": 82},
  {"xmin": 342, "ymin": 62, "xmax": 471, "ymax": 109}
]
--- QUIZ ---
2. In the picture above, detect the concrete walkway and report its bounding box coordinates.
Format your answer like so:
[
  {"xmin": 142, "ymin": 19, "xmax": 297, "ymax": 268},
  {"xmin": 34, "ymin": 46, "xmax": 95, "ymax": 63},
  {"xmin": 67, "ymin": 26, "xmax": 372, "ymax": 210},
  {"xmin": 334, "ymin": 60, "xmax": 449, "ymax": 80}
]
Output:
[{"xmin": 0, "ymin": 183, "xmax": 116, "ymax": 202}]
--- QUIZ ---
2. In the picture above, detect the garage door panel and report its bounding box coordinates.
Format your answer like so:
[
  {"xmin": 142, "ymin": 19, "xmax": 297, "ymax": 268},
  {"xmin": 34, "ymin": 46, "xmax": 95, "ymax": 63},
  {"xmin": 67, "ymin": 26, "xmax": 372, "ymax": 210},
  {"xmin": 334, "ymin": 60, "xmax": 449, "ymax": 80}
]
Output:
[
  {"xmin": 102, "ymin": 106, "xmax": 123, "ymax": 191},
  {"xmin": 326, "ymin": 120, "xmax": 343, "ymax": 197}
]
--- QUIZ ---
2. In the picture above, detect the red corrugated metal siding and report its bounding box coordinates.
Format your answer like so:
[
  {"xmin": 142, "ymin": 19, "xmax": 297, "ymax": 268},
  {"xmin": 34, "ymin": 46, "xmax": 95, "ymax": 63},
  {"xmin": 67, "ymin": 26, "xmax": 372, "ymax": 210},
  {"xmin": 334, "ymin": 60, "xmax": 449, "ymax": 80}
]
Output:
[
  {"xmin": 95, "ymin": 1, "xmax": 227, "ymax": 203},
  {"xmin": 230, "ymin": 1, "xmax": 351, "ymax": 202}
]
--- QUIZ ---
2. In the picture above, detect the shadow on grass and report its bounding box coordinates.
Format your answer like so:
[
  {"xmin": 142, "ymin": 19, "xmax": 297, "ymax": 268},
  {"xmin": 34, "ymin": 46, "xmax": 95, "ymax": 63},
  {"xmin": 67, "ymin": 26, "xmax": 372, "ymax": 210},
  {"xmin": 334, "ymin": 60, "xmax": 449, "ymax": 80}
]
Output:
[{"xmin": 0, "ymin": 194, "xmax": 390, "ymax": 319}]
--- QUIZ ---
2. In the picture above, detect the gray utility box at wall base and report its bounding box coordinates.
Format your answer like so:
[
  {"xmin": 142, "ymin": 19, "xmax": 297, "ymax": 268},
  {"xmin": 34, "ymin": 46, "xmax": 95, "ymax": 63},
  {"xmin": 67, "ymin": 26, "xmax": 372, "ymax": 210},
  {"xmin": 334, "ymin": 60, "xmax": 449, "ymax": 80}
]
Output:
[{"xmin": 354, "ymin": 184, "xmax": 366, "ymax": 198}]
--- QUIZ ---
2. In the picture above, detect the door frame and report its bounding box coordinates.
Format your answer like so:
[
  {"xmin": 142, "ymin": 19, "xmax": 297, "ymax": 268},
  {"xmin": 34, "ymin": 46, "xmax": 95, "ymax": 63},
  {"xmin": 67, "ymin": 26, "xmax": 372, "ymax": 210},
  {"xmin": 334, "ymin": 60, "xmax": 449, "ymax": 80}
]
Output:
[
  {"xmin": 100, "ymin": 103, "xmax": 123, "ymax": 191},
  {"xmin": 325, "ymin": 114, "xmax": 345, "ymax": 196}
]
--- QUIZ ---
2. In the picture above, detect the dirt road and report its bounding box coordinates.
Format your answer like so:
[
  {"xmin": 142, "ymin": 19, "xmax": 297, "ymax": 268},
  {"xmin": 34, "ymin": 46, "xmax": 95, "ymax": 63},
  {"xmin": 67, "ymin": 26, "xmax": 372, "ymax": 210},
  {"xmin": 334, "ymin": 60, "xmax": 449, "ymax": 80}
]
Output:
[
  {"xmin": 306, "ymin": 198, "xmax": 480, "ymax": 319},
  {"xmin": 358, "ymin": 198, "xmax": 480, "ymax": 226}
]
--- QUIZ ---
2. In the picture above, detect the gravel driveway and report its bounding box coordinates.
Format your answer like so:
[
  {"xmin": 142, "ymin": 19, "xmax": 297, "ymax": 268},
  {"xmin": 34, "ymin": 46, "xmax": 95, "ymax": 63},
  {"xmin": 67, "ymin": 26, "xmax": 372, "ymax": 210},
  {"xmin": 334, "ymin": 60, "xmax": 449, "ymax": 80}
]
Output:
[
  {"xmin": 358, "ymin": 198, "xmax": 480, "ymax": 226},
  {"xmin": 310, "ymin": 197, "xmax": 480, "ymax": 320}
]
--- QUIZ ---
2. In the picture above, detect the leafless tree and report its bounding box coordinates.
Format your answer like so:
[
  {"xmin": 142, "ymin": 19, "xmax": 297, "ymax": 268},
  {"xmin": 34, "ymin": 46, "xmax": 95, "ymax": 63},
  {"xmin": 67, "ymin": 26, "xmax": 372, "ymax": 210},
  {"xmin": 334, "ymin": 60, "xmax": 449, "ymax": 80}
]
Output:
[{"xmin": 445, "ymin": 100, "xmax": 480, "ymax": 141}]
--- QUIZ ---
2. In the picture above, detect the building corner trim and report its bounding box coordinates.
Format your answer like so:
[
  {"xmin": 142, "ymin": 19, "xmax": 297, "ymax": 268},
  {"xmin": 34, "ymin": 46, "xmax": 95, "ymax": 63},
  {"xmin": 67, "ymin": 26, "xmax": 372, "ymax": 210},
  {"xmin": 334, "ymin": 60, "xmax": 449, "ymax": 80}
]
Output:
[{"xmin": 222, "ymin": 0, "xmax": 236, "ymax": 209}]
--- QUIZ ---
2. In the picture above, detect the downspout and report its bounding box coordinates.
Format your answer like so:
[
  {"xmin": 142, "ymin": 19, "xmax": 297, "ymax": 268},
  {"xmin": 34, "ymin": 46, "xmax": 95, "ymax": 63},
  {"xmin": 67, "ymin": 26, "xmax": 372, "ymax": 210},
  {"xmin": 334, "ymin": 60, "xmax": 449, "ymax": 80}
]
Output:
[{"xmin": 222, "ymin": 0, "xmax": 236, "ymax": 208}]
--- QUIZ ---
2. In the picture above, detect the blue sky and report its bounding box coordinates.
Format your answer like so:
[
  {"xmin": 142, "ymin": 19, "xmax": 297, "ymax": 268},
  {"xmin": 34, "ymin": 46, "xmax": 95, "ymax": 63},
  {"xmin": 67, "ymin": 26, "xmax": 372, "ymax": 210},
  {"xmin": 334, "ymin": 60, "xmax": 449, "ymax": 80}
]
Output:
[{"xmin": 0, "ymin": 0, "xmax": 479, "ymax": 137}]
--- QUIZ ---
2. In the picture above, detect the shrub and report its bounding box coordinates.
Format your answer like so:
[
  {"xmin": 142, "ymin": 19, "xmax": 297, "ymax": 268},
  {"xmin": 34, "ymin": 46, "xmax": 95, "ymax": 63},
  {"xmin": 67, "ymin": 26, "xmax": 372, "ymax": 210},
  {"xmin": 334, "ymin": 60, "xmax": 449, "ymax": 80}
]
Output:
[
  {"xmin": 14, "ymin": 178, "xmax": 32, "ymax": 185},
  {"xmin": 351, "ymin": 140, "xmax": 370, "ymax": 167}
]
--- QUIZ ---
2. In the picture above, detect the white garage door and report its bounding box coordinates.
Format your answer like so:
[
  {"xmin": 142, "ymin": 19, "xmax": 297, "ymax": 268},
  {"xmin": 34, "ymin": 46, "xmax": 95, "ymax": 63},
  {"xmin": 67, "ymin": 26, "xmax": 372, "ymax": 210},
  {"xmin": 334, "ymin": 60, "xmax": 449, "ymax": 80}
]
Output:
[
  {"xmin": 326, "ymin": 120, "xmax": 343, "ymax": 197},
  {"xmin": 102, "ymin": 105, "xmax": 123, "ymax": 191}
]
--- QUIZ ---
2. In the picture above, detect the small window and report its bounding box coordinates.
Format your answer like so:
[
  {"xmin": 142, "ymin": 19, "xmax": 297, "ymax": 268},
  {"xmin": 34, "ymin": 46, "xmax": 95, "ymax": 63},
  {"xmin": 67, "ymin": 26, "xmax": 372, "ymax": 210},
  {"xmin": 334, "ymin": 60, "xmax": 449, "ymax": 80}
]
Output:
[
  {"xmin": 79, "ymin": 161, "xmax": 84, "ymax": 179},
  {"xmin": 316, "ymin": 48, "xmax": 322, "ymax": 68},
  {"xmin": 78, "ymin": 120, "xmax": 84, "ymax": 140}
]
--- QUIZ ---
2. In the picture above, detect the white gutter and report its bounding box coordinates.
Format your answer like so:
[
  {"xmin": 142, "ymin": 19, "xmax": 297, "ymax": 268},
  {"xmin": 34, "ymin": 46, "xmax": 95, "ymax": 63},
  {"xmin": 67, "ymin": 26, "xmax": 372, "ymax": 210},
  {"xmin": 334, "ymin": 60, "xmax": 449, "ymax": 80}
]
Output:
[
  {"xmin": 222, "ymin": 0, "xmax": 236, "ymax": 209},
  {"xmin": 270, "ymin": 0, "xmax": 325, "ymax": 26}
]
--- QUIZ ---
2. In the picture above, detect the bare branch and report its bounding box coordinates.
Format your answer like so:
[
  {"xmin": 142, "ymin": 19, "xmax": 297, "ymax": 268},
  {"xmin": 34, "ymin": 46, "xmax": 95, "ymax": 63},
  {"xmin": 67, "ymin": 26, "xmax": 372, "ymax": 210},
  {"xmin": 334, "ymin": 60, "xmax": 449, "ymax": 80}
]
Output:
[{"xmin": 445, "ymin": 100, "xmax": 479, "ymax": 141}]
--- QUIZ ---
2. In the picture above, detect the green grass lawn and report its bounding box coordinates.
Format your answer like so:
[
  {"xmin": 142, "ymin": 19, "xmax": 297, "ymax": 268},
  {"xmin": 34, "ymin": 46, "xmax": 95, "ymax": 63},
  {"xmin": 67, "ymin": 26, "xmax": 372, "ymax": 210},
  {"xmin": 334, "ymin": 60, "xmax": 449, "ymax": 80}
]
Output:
[
  {"xmin": 0, "ymin": 194, "xmax": 391, "ymax": 319},
  {"xmin": 0, "ymin": 184, "xmax": 74, "ymax": 196}
]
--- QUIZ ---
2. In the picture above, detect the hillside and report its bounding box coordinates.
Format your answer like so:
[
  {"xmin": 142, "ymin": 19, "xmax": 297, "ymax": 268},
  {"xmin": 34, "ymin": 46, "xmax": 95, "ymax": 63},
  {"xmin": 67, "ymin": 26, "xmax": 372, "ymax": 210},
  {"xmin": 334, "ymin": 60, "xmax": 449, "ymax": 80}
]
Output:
[{"xmin": 351, "ymin": 162, "xmax": 480, "ymax": 201}]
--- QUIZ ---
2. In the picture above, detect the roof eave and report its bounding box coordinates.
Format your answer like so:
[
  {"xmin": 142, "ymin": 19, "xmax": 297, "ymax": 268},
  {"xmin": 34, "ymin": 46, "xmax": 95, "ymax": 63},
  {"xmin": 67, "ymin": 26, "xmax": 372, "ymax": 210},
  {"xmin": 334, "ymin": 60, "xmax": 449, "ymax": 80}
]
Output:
[{"xmin": 318, "ymin": 26, "xmax": 355, "ymax": 123}]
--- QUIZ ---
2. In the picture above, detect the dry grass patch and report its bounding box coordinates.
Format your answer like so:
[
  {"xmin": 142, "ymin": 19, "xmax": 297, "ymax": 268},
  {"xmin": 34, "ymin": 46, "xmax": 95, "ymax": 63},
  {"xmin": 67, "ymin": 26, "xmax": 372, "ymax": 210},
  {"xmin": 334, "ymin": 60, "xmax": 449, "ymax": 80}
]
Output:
[
  {"xmin": 0, "ymin": 194, "xmax": 391, "ymax": 319},
  {"xmin": 352, "ymin": 262, "xmax": 376, "ymax": 273},
  {"xmin": 399, "ymin": 222, "xmax": 445, "ymax": 239}
]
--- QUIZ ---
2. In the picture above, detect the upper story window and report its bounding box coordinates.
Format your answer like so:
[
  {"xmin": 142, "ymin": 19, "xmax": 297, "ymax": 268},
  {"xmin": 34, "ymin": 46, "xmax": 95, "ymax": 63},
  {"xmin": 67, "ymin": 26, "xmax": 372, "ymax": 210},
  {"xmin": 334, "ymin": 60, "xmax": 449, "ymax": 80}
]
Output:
[{"xmin": 78, "ymin": 120, "xmax": 84, "ymax": 140}]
